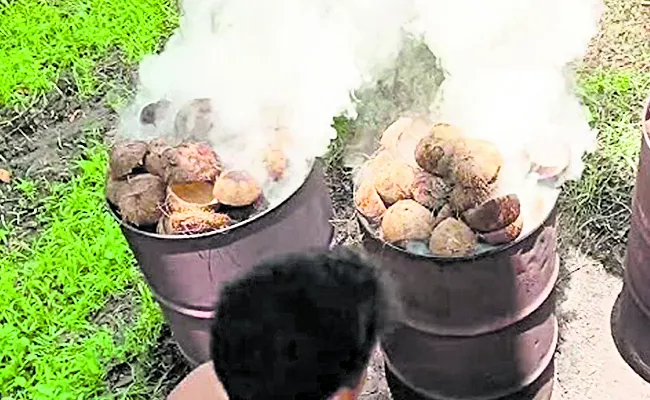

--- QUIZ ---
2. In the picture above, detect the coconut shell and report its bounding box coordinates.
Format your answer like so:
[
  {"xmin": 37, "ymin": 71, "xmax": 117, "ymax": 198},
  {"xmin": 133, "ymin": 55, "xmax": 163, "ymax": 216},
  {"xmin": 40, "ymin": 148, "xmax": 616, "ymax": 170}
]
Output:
[
  {"xmin": 479, "ymin": 214, "xmax": 524, "ymax": 245},
  {"xmin": 264, "ymin": 146, "xmax": 287, "ymax": 181},
  {"xmin": 371, "ymin": 159, "xmax": 415, "ymax": 205},
  {"xmin": 449, "ymin": 138, "xmax": 503, "ymax": 188},
  {"xmin": 462, "ymin": 194, "xmax": 520, "ymax": 233},
  {"xmin": 380, "ymin": 117, "xmax": 431, "ymax": 167},
  {"xmin": 414, "ymin": 124, "xmax": 463, "ymax": 177},
  {"xmin": 174, "ymin": 98, "xmax": 215, "ymax": 140},
  {"xmin": 109, "ymin": 141, "xmax": 148, "ymax": 179},
  {"xmin": 164, "ymin": 142, "xmax": 223, "ymax": 184},
  {"xmin": 449, "ymin": 184, "xmax": 493, "ymax": 213},
  {"xmin": 159, "ymin": 210, "xmax": 231, "ymax": 235},
  {"xmin": 526, "ymin": 139, "xmax": 571, "ymax": 180},
  {"xmin": 432, "ymin": 203, "xmax": 453, "ymax": 230},
  {"xmin": 167, "ymin": 181, "xmax": 218, "ymax": 213},
  {"xmin": 116, "ymin": 174, "xmax": 166, "ymax": 226},
  {"xmin": 145, "ymin": 139, "xmax": 174, "ymax": 178},
  {"xmin": 428, "ymin": 217, "xmax": 477, "ymax": 257},
  {"xmin": 105, "ymin": 176, "xmax": 129, "ymax": 206},
  {"xmin": 381, "ymin": 200, "xmax": 434, "ymax": 244},
  {"xmin": 213, "ymin": 170, "xmax": 262, "ymax": 207},
  {"xmin": 140, "ymin": 100, "xmax": 172, "ymax": 126},
  {"xmin": 410, "ymin": 170, "xmax": 449, "ymax": 212},
  {"xmin": 355, "ymin": 180, "xmax": 387, "ymax": 222}
]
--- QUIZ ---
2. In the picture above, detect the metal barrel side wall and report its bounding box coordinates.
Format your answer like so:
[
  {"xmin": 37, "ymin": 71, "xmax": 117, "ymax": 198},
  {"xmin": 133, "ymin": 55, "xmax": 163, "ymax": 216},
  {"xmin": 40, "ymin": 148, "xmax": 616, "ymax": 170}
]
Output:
[
  {"xmin": 612, "ymin": 100, "xmax": 650, "ymax": 381},
  {"xmin": 362, "ymin": 205, "xmax": 559, "ymax": 399},
  {"xmin": 115, "ymin": 162, "xmax": 334, "ymax": 366}
]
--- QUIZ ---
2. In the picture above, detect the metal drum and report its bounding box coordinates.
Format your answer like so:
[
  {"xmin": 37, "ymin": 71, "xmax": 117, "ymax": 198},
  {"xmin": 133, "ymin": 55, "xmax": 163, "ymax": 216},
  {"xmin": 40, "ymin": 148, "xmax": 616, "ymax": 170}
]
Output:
[{"xmin": 110, "ymin": 161, "xmax": 334, "ymax": 366}]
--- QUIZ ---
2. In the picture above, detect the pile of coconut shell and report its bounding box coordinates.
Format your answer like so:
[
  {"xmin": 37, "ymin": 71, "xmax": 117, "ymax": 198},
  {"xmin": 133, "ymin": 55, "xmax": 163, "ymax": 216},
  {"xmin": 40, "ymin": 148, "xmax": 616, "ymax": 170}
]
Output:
[
  {"xmin": 106, "ymin": 139, "xmax": 286, "ymax": 235},
  {"xmin": 355, "ymin": 119, "xmax": 525, "ymax": 258}
]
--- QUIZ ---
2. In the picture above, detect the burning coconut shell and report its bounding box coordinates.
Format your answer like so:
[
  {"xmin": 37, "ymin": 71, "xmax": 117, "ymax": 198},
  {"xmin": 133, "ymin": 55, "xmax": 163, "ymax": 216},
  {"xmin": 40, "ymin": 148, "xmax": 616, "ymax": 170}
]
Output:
[
  {"xmin": 167, "ymin": 181, "xmax": 219, "ymax": 213},
  {"xmin": 174, "ymin": 98, "xmax": 216, "ymax": 141},
  {"xmin": 158, "ymin": 210, "xmax": 231, "ymax": 235},
  {"xmin": 213, "ymin": 170, "xmax": 262, "ymax": 207},
  {"xmin": 109, "ymin": 140, "xmax": 148, "ymax": 179},
  {"xmin": 140, "ymin": 99, "xmax": 172, "ymax": 126},
  {"xmin": 145, "ymin": 139, "xmax": 174, "ymax": 178},
  {"xmin": 355, "ymin": 120, "xmax": 530, "ymax": 257}
]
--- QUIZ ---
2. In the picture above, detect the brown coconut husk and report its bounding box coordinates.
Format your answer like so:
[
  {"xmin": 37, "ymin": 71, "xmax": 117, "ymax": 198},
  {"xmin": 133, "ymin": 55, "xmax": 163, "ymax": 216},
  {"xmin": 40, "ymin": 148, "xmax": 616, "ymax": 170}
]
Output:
[
  {"xmin": 116, "ymin": 174, "xmax": 166, "ymax": 226},
  {"xmin": 355, "ymin": 180, "xmax": 387, "ymax": 223},
  {"xmin": 109, "ymin": 141, "xmax": 148, "ymax": 179},
  {"xmin": 167, "ymin": 181, "xmax": 219, "ymax": 213},
  {"xmin": 144, "ymin": 138, "xmax": 174, "ymax": 178},
  {"xmin": 158, "ymin": 210, "xmax": 231, "ymax": 235},
  {"xmin": 213, "ymin": 170, "xmax": 262, "ymax": 207},
  {"xmin": 140, "ymin": 100, "xmax": 172, "ymax": 126},
  {"xmin": 428, "ymin": 217, "xmax": 477, "ymax": 257},
  {"xmin": 105, "ymin": 175, "xmax": 130, "ymax": 206},
  {"xmin": 164, "ymin": 142, "xmax": 223, "ymax": 184},
  {"xmin": 381, "ymin": 199, "xmax": 434, "ymax": 244},
  {"xmin": 174, "ymin": 98, "xmax": 215, "ymax": 141},
  {"xmin": 462, "ymin": 194, "xmax": 521, "ymax": 233}
]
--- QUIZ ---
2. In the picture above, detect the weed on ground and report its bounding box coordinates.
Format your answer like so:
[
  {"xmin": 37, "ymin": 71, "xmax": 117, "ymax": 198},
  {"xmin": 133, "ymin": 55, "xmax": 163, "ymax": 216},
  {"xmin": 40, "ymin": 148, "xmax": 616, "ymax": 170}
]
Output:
[
  {"xmin": 0, "ymin": 0, "xmax": 178, "ymax": 107},
  {"xmin": 0, "ymin": 146, "xmax": 163, "ymax": 399}
]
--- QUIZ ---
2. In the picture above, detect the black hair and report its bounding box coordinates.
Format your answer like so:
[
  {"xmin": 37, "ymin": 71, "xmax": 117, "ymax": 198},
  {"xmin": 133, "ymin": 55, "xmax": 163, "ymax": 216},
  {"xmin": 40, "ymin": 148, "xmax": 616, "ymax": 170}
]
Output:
[{"xmin": 210, "ymin": 247, "xmax": 389, "ymax": 400}]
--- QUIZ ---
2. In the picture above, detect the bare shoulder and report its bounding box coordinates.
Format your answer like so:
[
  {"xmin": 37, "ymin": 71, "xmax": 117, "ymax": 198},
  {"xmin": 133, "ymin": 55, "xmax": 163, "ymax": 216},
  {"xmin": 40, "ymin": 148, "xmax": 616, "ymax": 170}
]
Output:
[{"xmin": 167, "ymin": 362, "xmax": 229, "ymax": 400}]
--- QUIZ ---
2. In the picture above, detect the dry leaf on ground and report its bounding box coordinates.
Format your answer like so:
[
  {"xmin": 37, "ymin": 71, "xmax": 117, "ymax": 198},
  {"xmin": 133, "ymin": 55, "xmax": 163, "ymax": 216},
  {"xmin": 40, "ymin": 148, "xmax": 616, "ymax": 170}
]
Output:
[{"xmin": 0, "ymin": 168, "xmax": 12, "ymax": 184}]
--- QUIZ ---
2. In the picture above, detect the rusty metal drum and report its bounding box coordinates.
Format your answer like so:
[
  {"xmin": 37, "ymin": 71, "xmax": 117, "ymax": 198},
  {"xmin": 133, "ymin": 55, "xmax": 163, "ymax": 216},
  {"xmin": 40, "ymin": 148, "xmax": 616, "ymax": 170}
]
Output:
[
  {"xmin": 360, "ymin": 204, "xmax": 559, "ymax": 399},
  {"xmin": 110, "ymin": 161, "xmax": 334, "ymax": 366},
  {"xmin": 612, "ymin": 98, "xmax": 650, "ymax": 382}
]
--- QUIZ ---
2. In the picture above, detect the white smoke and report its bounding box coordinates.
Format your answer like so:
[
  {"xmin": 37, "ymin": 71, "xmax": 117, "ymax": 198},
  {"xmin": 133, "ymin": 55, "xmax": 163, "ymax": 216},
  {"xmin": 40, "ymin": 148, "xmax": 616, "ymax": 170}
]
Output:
[
  {"xmin": 410, "ymin": 0, "xmax": 603, "ymax": 187},
  {"xmin": 120, "ymin": 0, "xmax": 413, "ymax": 205}
]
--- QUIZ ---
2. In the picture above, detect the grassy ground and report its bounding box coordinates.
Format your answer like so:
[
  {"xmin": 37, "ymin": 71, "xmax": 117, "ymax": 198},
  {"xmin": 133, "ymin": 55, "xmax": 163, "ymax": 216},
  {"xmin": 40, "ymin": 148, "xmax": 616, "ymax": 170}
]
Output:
[{"xmin": 0, "ymin": 0, "xmax": 649, "ymax": 398}]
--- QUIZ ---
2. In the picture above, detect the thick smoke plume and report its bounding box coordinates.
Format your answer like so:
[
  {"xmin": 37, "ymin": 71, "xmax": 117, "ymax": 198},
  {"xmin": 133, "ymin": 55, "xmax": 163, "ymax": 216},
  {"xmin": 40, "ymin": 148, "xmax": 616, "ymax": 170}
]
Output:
[
  {"xmin": 120, "ymin": 0, "xmax": 412, "ymax": 204},
  {"xmin": 410, "ymin": 0, "xmax": 603, "ymax": 188}
]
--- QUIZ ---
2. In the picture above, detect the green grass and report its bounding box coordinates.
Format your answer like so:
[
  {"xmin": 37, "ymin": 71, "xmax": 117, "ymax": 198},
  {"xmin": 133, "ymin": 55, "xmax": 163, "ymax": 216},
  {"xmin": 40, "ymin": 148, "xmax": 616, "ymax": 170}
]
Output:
[
  {"xmin": 561, "ymin": 68, "xmax": 650, "ymax": 259},
  {"xmin": 0, "ymin": 0, "xmax": 178, "ymax": 106},
  {"xmin": 0, "ymin": 145, "xmax": 163, "ymax": 399}
]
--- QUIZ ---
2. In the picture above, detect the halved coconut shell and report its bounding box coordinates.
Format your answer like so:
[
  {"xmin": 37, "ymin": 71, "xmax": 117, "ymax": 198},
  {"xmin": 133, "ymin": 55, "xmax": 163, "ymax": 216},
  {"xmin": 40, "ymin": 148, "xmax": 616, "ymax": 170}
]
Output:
[
  {"xmin": 479, "ymin": 214, "xmax": 524, "ymax": 245},
  {"xmin": 462, "ymin": 194, "xmax": 520, "ymax": 233},
  {"xmin": 167, "ymin": 181, "xmax": 218, "ymax": 213},
  {"xmin": 158, "ymin": 210, "xmax": 231, "ymax": 235},
  {"xmin": 213, "ymin": 170, "xmax": 262, "ymax": 207}
]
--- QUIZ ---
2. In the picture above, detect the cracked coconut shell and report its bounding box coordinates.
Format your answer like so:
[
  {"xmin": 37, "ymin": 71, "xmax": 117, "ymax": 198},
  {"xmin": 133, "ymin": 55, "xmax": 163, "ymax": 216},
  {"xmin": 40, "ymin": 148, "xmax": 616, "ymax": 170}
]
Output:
[
  {"xmin": 462, "ymin": 194, "xmax": 521, "ymax": 233},
  {"xmin": 167, "ymin": 181, "xmax": 218, "ymax": 213},
  {"xmin": 213, "ymin": 170, "xmax": 262, "ymax": 207},
  {"xmin": 355, "ymin": 180, "xmax": 387, "ymax": 222},
  {"xmin": 381, "ymin": 200, "xmax": 434, "ymax": 244},
  {"xmin": 115, "ymin": 174, "xmax": 166, "ymax": 226},
  {"xmin": 428, "ymin": 217, "xmax": 477, "ymax": 257},
  {"xmin": 158, "ymin": 210, "xmax": 231, "ymax": 235},
  {"xmin": 479, "ymin": 214, "xmax": 523, "ymax": 245},
  {"xmin": 410, "ymin": 170, "xmax": 449, "ymax": 212},
  {"xmin": 109, "ymin": 140, "xmax": 148, "ymax": 179},
  {"xmin": 164, "ymin": 142, "xmax": 223, "ymax": 184}
]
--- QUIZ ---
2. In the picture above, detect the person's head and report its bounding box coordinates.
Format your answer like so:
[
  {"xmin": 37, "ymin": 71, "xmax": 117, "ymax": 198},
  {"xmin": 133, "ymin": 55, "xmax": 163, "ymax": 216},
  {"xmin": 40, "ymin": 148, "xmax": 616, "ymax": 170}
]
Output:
[{"xmin": 210, "ymin": 247, "xmax": 389, "ymax": 400}]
